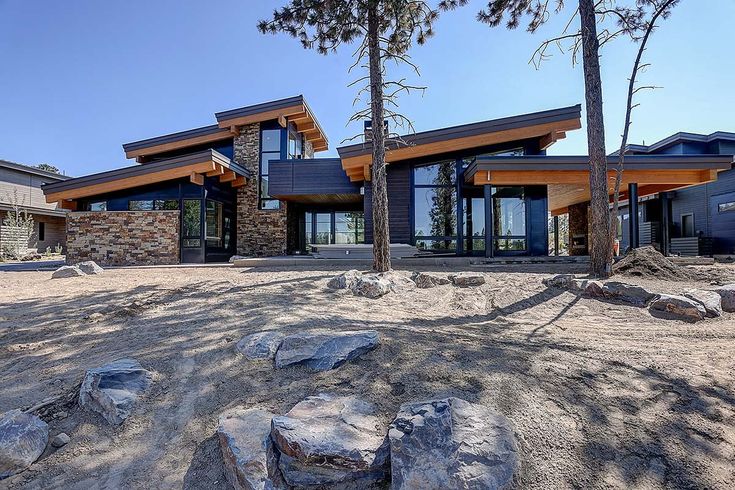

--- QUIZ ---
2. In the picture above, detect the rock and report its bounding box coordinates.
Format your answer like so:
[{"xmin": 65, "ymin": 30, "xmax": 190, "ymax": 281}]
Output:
[
  {"xmin": 599, "ymin": 282, "xmax": 656, "ymax": 307},
  {"xmin": 449, "ymin": 272, "xmax": 486, "ymax": 287},
  {"xmin": 649, "ymin": 294, "xmax": 706, "ymax": 322},
  {"xmin": 51, "ymin": 433, "xmax": 70, "ymax": 448},
  {"xmin": 79, "ymin": 359, "xmax": 153, "ymax": 425},
  {"xmin": 388, "ymin": 397, "xmax": 518, "ymax": 490},
  {"xmin": 236, "ymin": 332, "xmax": 284, "ymax": 361},
  {"xmin": 0, "ymin": 409, "xmax": 49, "ymax": 480},
  {"xmin": 684, "ymin": 289, "xmax": 723, "ymax": 318},
  {"xmin": 542, "ymin": 274, "xmax": 575, "ymax": 288},
  {"xmin": 578, "ymin": 279, "xmax": 604, "ymax": 296},
  {"xmin": 76, "ymin": 261, "xmax": 103, "ymax": 275},
  {"xmin": 380, "ymin": 270, "xmax": 416, "ymax": 292},
  {"xmin": 411, "ymin": 272, "xmax": 451, "ymax": 289},
  {"xmin": 51, "ymin": 265, "xmax": 85, "ymax": 279},
  {"xmin": 327, "ymin": 270, "xmax": 363, "ymax": 290},
  {"xmin": 275, "ymin": 330, "xmax": 379, "ymax": 371},
  {"xmin": 218, "ymin": 408, "xmax": 283, "ymax": 490},
  {"xmin": 270, "ymin": 394, "xmax": 389, "ymax": 488},
  {"xmin": 713, "ymin": 284, "xmax": 735, "ymax": 312},
  {"xmin": 352, "ymin": 275, "xmax": 391, "ymax": 298},
  {"xmin": 229, "ymin": 255, "xmax": 248, "ymax": 263}
]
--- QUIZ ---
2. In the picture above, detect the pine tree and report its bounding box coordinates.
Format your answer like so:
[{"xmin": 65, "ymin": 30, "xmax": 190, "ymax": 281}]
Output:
[{"xmin": 259, "ymin": 0, "xmax": 440, "ymax": 272}]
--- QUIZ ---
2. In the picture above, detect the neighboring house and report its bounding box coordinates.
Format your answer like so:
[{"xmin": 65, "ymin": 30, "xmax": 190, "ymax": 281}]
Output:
[
  {"xmin": 615, "ymin": 132, "xmax": 735, "ymax": 256},
  {"xmin": 41, "ymin": 95, "xmax": 734, "ymax": 266},
  {"xmin": 0, "ymin": 159, "xmax": 69, "ymax": 255}
]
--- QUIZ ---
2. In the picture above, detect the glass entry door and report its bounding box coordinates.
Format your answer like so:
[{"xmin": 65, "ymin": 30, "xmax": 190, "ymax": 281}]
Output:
[{"xmin": 492, "ymin": 187, "xmax": 527, "ymax": 254}]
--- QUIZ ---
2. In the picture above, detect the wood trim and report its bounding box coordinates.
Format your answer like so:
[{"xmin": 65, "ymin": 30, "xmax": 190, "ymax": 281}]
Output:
[
  {"xmin": 125, "ymin": 131, "xmax": 232, "ymax": 159},
  {"xmin": 216, "ymin": 105, "xmax": 305, "ymax": 129},
  {"xmin": 278, "ymin": 115, "xmax": 288, "ymax": 128},
  {"xmin": 206, "ymin": 165, "xmax": 225, "ymax": 177},
  {"xmin": 220, "ymin": 170, "xmax": 237, "ymax": 183},
  {"xmin": 295, "ymin": 121, "xmax": 316, "ymax": 132},
  {"xmin": 231, "ymin": 176, "xmax": 247, "ymax": 188},
  {"xmin": 58, "ymin": 200, "xmax": 78, "ymax": 211},
  {"xmin": 190, "ymin": 172, "xmax": 204, "ymax": 185},
  {"xmin": 229, "ymin": 126, "xmax": 240, "ymax": 136}
]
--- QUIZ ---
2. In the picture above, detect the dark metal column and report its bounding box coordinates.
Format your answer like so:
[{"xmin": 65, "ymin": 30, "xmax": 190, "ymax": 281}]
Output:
[
  {"xmin": 661, "ymin": 191, "xmax": 671, "ymax": 256},
  {"xmin": 628, "ymin": 183, "xmax": 639, "ymax": 249},
  {"xmin": 484, "ymin": 184, "xmax": 494, "ymax": 258},
  {"xmin": 553, "ymin": 215, "xmax": 560, "ymax": 256}
]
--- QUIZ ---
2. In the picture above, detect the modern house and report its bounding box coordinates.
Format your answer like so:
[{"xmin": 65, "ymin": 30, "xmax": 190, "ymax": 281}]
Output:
[
  {"xmin": 1, "ymin": 159, "xmax": 69, "ymax": 256},
  {"xmin": 42, "ymin": 95, "xmax": 735, "ymax": 266},
  {"xmin": 615, "ymin": 132, "xmax": 735, "ymax": 256}
]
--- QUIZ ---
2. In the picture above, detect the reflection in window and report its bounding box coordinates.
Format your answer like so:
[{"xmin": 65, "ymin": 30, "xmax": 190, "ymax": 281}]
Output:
[
  {"xmin": 335, "ymin": 212, "xmax": 365, "ymax": 244},
  {"xmin": 206, "ymin": 200, "xmax": 223, "ymax": 247},
  {"xmin": 413, "ymin": 161, "xmax": 457, "ymax": 254},
  {"xmin": 129, "ymin": 200, "xmax": 154, "ymax": 211},
  {"xmin": 492, "ymin": 187, "xmax": 526, "ymax": 253},
  {"xmin": 463, "ymin": 197, "xmax": 485, "ymax": 255},
  {"xmin": 182, "ymin": 200, "xmax": 201, "ymax": 248},
  {"xmin": 416, "ymin": 239, "xmax": 457, "ymax": 252},
  {"xmin": 155, "ymin": 200, "xmax": 179, "ymax": 210},
  {"xmin": 315, "ymin": 213, "xmax": 332, "ymax": 244},
  {"xmin": 413, "ymin": 160, "xmax": 456, "ymax": 185},
  {"xmin": 718, "ymin": 201, "xmax": 735, "ymax": 213},
  {"xmin": 129, "ymin": 200, "xmax": 179, "ymax": 211},
  {"xmin": 88, "ymin": 201, "xmax": 107, "ymax": 211},
  {"xmin": 260, "ymin": 127, "xmax": 282, "ymax": 210}
]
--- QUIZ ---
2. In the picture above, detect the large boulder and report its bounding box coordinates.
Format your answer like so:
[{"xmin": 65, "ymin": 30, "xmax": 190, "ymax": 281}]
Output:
[
  {"xmin": 389, "ymin": 397, "xmax": 518, "ymax": 490},
  {"xmin": 683, "ymin": 289, "xmax": 723, "ymax": 318},
  {"xmin": 599, "ymin": 282, "xmax": 656, "ymax": 307},
  {"xmin": 76, "ymin": 261, "xmax": 103, "ymax": 275},
  {"xmin": 714, "ymin": 284, "xmax": 735, "ymax": 313},
  {"xmin": 275, "ymin": 330, "xmax": 379, "ymax": 372},
  {"xmin": 542, "ymin": 274, "xmax": 575, "ymax": 289},
  {"xmin": 411, "ymin": 272, "xmax": 451, "ymax": 289},
  {"xmin": 236, "ymin": 332, "xmax": 284, "ymax": 361},
  {"xmin": 649, "ymin": 294, "xmax": 706, "ymax": 323},
  {"xmin": 0, "ymin": 410, "xmax": 49, "ymax": 480},
  {"xmin": 352, "ymin": 275, "xmax": 391, "ymax": 299},
  {"xmin": 449, "ymin": 273, "xmax": 486, "ymax": 287},
  {"xmin": 380, "ymin": 271, "xmax": 416, "ymax": 293},
  {"xmin": 79, "ymin": 359, "xmax": 153, "ymax": 425},
  {"xmin": 327, "ymin": 270, "xmax": 363, "ymax": 290},
  {"xmin": 217, "ymin": 408, "xmax": 283, "ymax": 490},
  {"xmin": 51, "ymin": 265, "xmax": 85, "ymax": 279},
  {"xmin": 270, "ymin": 394, "xmax": 390, "ymax": 488}
]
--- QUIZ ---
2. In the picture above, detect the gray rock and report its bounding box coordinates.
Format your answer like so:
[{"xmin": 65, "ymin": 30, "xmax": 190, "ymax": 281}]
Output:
[
  {"xmin": 380, "ymin": 271, "xmax": 416, "ymax": 292},
  {"xmin": 275, "ymin": 330, "xmax": 379, "ymax": 371},
  {"xmin": 236, "ymin": 332, "xmax": 284, "ymax": 361},
  {"xmin": 352, "ymin": 275, "xmax": 391, "ymax": 298},
  {"xmin": 389, "ymin": 397, "xmax": 518, "ymax": 490},
  {"xmin": 714, "ymin": 284, "xmax": 735, "ymax": 312},
  {"xmin": 270, "ymin": 394, "xmax": 390, "ymax": 489},
  {"xmin": 327, "ymin": 270, "xmax": 363, "ymax": 290},
  {"xmin": 79, "ymin": 359, "xmax": 153, "ymax": 425},
  {"xmin": 229, "ymin": 255, "xmax": 249, "ymax": 263},
  {"xmin": 411, "ymin": 272, "xmax": 451, "ymax": 289},
  {"xmin": 218, "ymin": 408, "xmax": 283, "ymax": 490},
  {"xmin": 649, "ymin": 294, "xmax": 706, "ymax": 322},
  {"xmin": 76, "ymin": 261, "xmax": 103, "ymax": 275},
  {"xmin": 579, "ymin": 279, "xmax": 604, "ymax": 296},
  {"xmin": 542, "ymin": 274, "xmax": 575, "ymax": 288},
  {"xmin": 599, "ymin": 282, "xmax": 656, "ymax": 306},
  {"xmin": 0, "ymin": 410, "xmax": 49, "ymax": 480},
  {"xmin": 450, "ymin": 272, "xmax": 486, "ymax": 287},
  {"xmin": 51, "ymin": 265, "xmax": 84, "ymax": 279},
  {"xmin": 684, "ymin": 289, "xmax": 723, "ymax": 318},
  {"xmin": 51, "ymin": 433, "xmax": 70, "ymax": 448}
]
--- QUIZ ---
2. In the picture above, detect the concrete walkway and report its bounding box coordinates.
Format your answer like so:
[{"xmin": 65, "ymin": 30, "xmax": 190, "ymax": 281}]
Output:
[{"xmin": 0, "ymin": 259, "xmax": 64, "ymax": 272}]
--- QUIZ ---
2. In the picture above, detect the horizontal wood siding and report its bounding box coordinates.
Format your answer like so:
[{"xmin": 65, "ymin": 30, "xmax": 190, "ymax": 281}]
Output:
[
  {"xmin": 526, "ymin": 185, "xmax": 548, "ymax": 256},
  {"xmin": 364, "ymin": 163, "xmax": 411, "ymax": 244},
  {"xmin": 0, "ymin": 167, "xmax": 63, "ymax": 212},
  {"xmin": 269, "ymin": 159, "xmax": 361, "ymax": 196}
]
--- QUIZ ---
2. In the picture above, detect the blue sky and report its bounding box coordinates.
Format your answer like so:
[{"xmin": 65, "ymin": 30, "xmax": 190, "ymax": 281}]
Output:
[{"xmin": 1, "ymin": 0, "xmax": 733, "ymax": 176}]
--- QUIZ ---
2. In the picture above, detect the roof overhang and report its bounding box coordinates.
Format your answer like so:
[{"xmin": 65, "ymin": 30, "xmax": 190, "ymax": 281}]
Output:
[
  {"xmin": 123, "ymin": 125, "xmax": 233, "ymax": 160},
  {"xmin": 337, "ymin": 105, "xmax": 582, "ymax": 182},
  {"xmin": 43, "ymin": 150, "xmax": 251, "ymax": 204},
  {"xmin": 215, "ymin": 95, "xmax": 328, "ymax": 152}
]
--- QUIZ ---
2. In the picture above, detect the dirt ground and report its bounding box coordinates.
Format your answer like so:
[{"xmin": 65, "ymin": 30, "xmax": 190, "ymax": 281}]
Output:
[{"xmin": 1, "ymin": 263, "xmax": 735, "ymax": 489}]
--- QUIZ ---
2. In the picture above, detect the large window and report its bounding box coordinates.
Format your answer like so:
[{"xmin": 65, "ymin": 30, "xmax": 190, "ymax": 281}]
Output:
[
  {"xmin": 259, "ymin": 127, "xmax": 283, "ymax": 210},
  {"xmin": 493, "ymin": 187, "xmax": 526, "ymax": 252},
  {"xmin": 88, "ymin": 201, "xmax": 107, "ymax": 211},
  {"xmin": 288, "ymin": 127, "xmax": 303, "ymax": 159},
  {"xmin": 413, "ymin": 161, "xmax": 457, "ymax": 252},
  {"xmin": 128, "ymin": 200, "xmax": 179, "ymax": 211},
  {"xmin": 335, "ymin": 212, "xmax": 365, "ymax": 244},
  {"xmin": 304, "ymin": 211, "xmax": 365, "ymax": 249},
  {"xmin": 463, "ymin": 197, "xmax": 485, "ymax": 254},
  {"xmin": 205, "ymin": 200, "xmax": 223, "ymax": 247},
  {"xmin": 182, "ymin": 200, "xmax": 201, "ymax": 248}
]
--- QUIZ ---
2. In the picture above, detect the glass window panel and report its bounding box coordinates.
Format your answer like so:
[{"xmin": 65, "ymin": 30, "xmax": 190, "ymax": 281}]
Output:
[
  {"xmin": 463, "ymin": 198, "xmax": 485, "ymax": 237},
  {"xmin": 718, "ymin": 201, "xmax": 735, "ymax": 213},
  {"xmin": 183, "ymin": 238, "xmax": 201, "ymax": 248},
  {"xmin": 415, "ymin": 239, "xmax": 457, "ymax": 252},
  {"xmin": 262, "ymin": 129, "xmax": 282, "ymax": 152},
  {"xmin": 129, "ymin": 200, "xmax": 154, "ymax": 211},
  {"xmin": 89, "ymin": 201, "xmax": 106, "ymax": 211},
  {"xmin": 414, "ymin": 187, "xmax": 457, "ymax": 237},
  {"xmin": 305, "ymin": 213, "xmax": 313, "ymax": 245},
  {"xmin": 495, "ymin": 238, "xmax": 526, "ymax": 251},
  {"xmin": 260, "ymin": 176, "xmax": 270, "ymax": 199},
  {"xmin": 224, "ymin": 216, "xmax": 232, "ymax": 249},
  {"xmin": 492, "ymin": 187, "xmax": 526, "ymax": 237},
  {"xmin": 155, "ymin": 200, "xmax": 179, "ymax": 210},
  {"xmin": 413, "ymin": 161, "xmax": 456, "ymax": 185},
  {"xmin": 260, "ymin": 152, "xmax": 281, "ymax": 176},
  {"xmin": 260, "ymin": 199, "xmax": 280, "ymax": 210},
  {"xmin": 205, "ymin": 200, "xmax": 223, "ymax": 247},
  {"xmin": 183, "ymin": 200, "xmax": 201, "ymax": 238},
  {"xmin": 464, "ymin": 238, "xmax": 486, "ymax": 253}
]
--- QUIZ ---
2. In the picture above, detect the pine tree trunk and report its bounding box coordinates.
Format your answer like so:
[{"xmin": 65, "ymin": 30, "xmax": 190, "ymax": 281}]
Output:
[
  {"xmin": 367, "ymin": 4, "xmax": 391, "ymax": 272},
  {"xmin": 579, "ymin": 0, "xmax": 611, "ymax": 278}
]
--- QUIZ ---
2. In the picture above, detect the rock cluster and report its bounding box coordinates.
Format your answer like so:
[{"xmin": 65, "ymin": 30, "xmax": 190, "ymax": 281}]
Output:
[
  {"xmin": 51, "ymin": 261, "xmax": 104, "ymax": 279},
  {"xmin": 327, "ymin": 270, "xmax": 483, "ymax": 297},
  {"xmin": 79, "ymin": 359, "xmax": 153, "ymax": 425},
  {"xmin": 0, "ymin": 410, "xmax": 48, "ymax": 480},
  {"xmin": 411, "ymin": 272, "xmax": 450, "ymax": 289},
  {"xmin": 449, "ymin": 272, "xmax": 486, "ymax": 287}
]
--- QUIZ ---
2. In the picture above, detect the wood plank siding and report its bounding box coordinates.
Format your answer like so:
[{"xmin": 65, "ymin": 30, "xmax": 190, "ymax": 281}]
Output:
[{"xmin": 364, "ymin": 163, "xmax": 411, "ymax": 244}]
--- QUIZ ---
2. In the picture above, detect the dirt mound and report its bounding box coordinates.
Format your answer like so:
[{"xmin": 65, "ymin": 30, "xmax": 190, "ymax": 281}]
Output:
[{"xmin": 613, "ymin": 246, "xmax": 693, "ymax": 281}]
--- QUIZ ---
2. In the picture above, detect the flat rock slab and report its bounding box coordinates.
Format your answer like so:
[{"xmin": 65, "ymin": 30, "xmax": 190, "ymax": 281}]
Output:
[
  {"xmin": 218, "ymin": 408, "xmax": 283, "ymax": 490},
  {"xmin": 79, "ymin": 359, "xmax": 153, "ymax": 425},
  {"xmin": 51, "ymin": 265, "xmax": 85, "ymax": 279},
  {"xmin": 270, "ymin": 394, "xmax": 390, "ymax": 489},
  {"xmin": 0, "ymin": 410, "xmax": 49, "ymax": 480},
  {"xmin": 450, "ymin": 273, "xmax": 486, "ymax": 287},
  {"xmin": 236, "ymin": 332, "xmax": 284, "ymax": 361},
  {"xmin": 389, "ymin": 397, "xmax": 518, "ymax": 490},
  {"xmin": 379, "ymin": 271, "xmax": 416, "ymax": 293},
  {"xmin": 598, "ymin": 282, "xmax": 656, "ymax": 307},
  {"xmin": 327, "ymin": 270, "xmax": 363, "ymax": 290},
  {"xmin": 649, "ymin": 294, "xmax": 706, "ymax": 323},
  {"xmin": 275, "ymin": 330, "xmax": 379, "ymax": 371},
  {"xmin": 76, "ymin": 261, "xmax": 103, "ymax": 275},
  {"xmin": 411, "ymin": 272, "xmax": 450, "ymax": 289},
  {"xmin": 684, "ymin": 289, "xmax": 723, "ymax": 318},
  {"xmin": 714, "ymin": 284, "xmax": 735, "ymax": 312},
  {"xmin": 352, "ymin": 275, "xmax": 391, "ymax": 298}
]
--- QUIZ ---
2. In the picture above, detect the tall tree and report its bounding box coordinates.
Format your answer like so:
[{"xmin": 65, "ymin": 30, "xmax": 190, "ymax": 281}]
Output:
[
  {"xmin": 259, "ymin": 0, "xmax": 439, "ymax": 272},
  {"xmin": 35, "ymin": 163, "xmax": 61, "ymax": 174}
]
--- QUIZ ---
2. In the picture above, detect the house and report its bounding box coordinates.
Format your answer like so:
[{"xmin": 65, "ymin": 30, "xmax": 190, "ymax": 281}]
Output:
[
  {"xmin": 41, "ymin": 95, "xmax": 735, "ymax": 266},
  {"xmin": 1, "ymin": 159, "xmax": 69, "ymax": 256},
  {"xmin": 615, "ymin": 132, "xmax": 735, "ymax": 256}
]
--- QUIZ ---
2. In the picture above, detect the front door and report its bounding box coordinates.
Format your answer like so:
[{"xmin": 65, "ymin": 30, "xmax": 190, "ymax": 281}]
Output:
[{"xmin": 492, "ymin": 186, "xmax": 528, "ymax": 255}]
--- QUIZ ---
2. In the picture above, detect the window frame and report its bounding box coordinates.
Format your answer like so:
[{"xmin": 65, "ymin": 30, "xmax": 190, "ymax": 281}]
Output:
[
  {"xmin": 411, "ymin": 160, "xmax": 460, "ymax": 253},
  {"xmin": 258, "ymin": 124, "xmax": 286, "ymax": 211}
]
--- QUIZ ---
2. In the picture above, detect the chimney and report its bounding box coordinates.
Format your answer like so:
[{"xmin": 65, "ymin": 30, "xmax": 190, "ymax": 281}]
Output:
[{"xmin": 364, "ymin": 120, "xmax": 389, "ymax": 142}]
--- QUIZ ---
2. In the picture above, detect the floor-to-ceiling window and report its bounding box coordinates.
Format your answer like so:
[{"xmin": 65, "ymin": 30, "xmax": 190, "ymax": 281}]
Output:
[
  {"xmin": 259, "ymin": 125, "xmax": 284, "ymax": 210},
  {"xmin": 493, "ymin": 186, "xmax": 527, "ymax": 253},
  {"xmin": 413, "ymin": 160, "xmax": 458, "ymax": 252},
  {"xmin": 304, "ymin": 210, "xmax": 365, "ymax": 250}
]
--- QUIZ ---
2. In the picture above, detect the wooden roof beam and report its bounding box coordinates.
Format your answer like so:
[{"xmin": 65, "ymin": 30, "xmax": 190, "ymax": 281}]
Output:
[
  {"xmin": 220, "ymin": 170, "xmax": 237, "ymax": 183},
  {"xmin": 190, "ymin": 172, "xmax": 204, "ymax": 185}
]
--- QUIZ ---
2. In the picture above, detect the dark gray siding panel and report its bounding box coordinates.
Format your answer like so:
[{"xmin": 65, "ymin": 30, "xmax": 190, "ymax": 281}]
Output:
[
  {"xmin": 711, "ymin": 190, "xmax": 735, "ymax": 254},
  {"xmin": 671, "ymin": 186, "xmax": 709, "ymax": 237},
  {"xmin": 364, "ymin": 163, "xmax": 411, "ymax": 244},
  {"xmin": 269, "ymin": 159, "xmax": 360, "ymax": 197},
  {"xmin": 526, "ymin": 185, "xmax": 548, "ymax": 256}
]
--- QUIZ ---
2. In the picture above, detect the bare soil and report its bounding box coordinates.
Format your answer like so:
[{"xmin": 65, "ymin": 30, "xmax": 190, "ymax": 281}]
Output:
[{"xmin": 1, "ymin": 264, "xmax": 735, "ymax": 489}]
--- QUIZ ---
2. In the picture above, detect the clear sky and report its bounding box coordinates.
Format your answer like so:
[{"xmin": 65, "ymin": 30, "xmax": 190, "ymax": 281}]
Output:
[{"xmin": 1, "ymin": 0, "xmax": 733, "ymax": 177}]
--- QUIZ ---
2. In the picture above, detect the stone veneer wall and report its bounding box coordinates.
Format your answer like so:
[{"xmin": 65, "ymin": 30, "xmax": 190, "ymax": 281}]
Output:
[
  {"xmin": 233, "ymin": 123, "xmax": 289, "ymax": 256},
  {"xmin": 66, "ymin": 211, "xmax": 180, "ymax": 266},
  {"xmin": 568, "ymin": 202, "xmax": 589, "ymax": 256}
]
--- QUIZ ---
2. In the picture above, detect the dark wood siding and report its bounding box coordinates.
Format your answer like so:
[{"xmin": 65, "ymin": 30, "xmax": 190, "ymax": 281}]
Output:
[
  {"xmin": 364, "ymin": 163, "xmax": 411, "ymax": 244},
  {"xmin": 269, "ymin": 159, "xmax": 361, "ymax": 197},
  {"xmin": 526, "ymin": 185, "xmax": 549, "ymax": 256}
]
